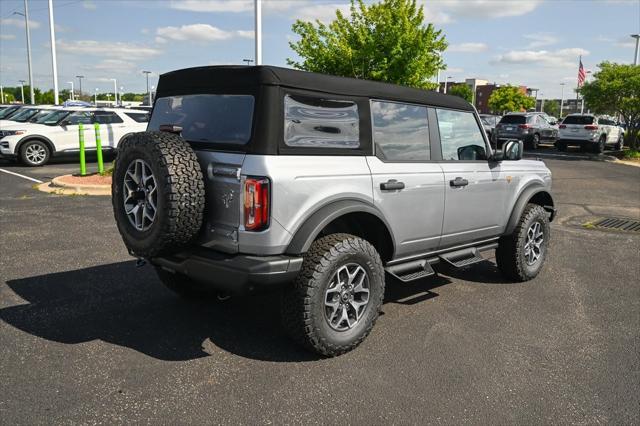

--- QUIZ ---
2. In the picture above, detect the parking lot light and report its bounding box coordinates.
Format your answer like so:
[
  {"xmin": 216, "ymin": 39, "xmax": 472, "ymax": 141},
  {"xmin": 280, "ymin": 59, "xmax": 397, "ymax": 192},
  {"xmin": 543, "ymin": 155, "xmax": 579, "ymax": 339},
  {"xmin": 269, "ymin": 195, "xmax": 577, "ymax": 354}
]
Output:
[
  {"xmin": 67, "ymin": 81, "xmax": 74, "ymax": 100},
  {"xmin": 19, "ymin": 80, "xmax": 26, "ymax": 103},
  {"xmin": 632, "ymin": 34, "xmax": 640, "ymax": 66},
  {"xmin": 110, "ymin": 78, "xmax": 117, "ymax": 106}
]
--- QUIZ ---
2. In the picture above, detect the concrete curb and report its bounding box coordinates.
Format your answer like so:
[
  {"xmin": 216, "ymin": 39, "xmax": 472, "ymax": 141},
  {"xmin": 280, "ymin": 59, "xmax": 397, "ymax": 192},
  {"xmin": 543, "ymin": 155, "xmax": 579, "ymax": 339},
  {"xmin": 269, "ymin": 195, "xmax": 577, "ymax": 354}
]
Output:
[
  {"xmin": 609, "ymin": 159, "xmax": 640, "ymax": 168},
  {"xmin": 36, "ymin": 175, "xmax": 112, "ymax": 196}
]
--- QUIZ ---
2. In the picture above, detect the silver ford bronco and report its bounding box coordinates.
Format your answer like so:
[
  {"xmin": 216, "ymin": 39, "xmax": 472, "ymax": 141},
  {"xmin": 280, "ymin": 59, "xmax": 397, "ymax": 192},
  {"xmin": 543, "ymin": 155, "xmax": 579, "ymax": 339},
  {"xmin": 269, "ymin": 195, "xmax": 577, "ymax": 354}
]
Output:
[{"xmin": 112, "ymin": 66, "xmax": 556, "ymax": 356}]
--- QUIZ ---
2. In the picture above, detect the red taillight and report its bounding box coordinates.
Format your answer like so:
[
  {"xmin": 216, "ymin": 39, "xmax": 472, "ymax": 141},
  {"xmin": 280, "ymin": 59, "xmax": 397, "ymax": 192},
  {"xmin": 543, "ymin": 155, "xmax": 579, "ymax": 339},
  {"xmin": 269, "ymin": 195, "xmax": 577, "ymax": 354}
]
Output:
[
  {"xmin": 518, "ymin": 124, "xmax": 532, "ymax": 129},
  {"xmin": 559, "ymin": 124, "xmax": 566, "ymax": 129},
  {"xmin": 584, "ymin": 125, "xmax": 598, "ymax": 130},
  {"xmin": 244, "ymin": 177, "xmax": 270, "ymax": 231}
]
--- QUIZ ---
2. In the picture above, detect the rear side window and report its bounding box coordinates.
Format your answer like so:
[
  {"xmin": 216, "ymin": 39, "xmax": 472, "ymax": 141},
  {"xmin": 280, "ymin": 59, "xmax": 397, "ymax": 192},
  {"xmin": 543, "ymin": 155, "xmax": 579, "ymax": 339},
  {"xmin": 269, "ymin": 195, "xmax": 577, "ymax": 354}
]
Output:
[
  {"xmin": 94, "ymin": 112, "xmax": 124, "ymax": 124},
  {"xmin": 563, "ymin": 116, "xmax": 594, "ymax": 125},
  {"xmin": 148, "ymin": 94, "xmax": 254, "ymax": 145},
  {"xmin": 371, "ymin": 100, "xmax": 429, "ymax": 161},
  {"xmin": 436, "ymin": 109, "xmax": 487, "ymax": 161},
  {"xmin": 284, "ymin": 95, "xmax": 359, "ymax": 148},
  {"xmin": 66, "ymin": 111, "xmax": 94, "ymax": 125},
  {"xmin": 500, "ymin": 115, "xmax": 526, "ymax": 124},
  {"xmin": 125, "ymin": 112, "xmax": 149, "ymax": 123}
]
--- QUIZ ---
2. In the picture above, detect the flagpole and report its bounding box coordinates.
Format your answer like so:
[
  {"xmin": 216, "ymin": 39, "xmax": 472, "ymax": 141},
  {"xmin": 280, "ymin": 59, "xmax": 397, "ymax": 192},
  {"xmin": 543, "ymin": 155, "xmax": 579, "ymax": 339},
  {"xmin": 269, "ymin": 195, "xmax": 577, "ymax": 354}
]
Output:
[{"xmin": 575, "ymin": 55, "xmax": 580, "ymax": 114}]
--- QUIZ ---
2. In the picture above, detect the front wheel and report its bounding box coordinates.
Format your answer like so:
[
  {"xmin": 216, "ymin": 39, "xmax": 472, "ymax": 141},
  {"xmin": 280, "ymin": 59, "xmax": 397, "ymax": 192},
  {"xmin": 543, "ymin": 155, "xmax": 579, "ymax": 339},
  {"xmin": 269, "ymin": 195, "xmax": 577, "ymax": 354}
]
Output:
[
  {"xmin": 281, "ymin": 234, "xmax": 385, "ymax": 357},
  {"xmin": 19, "ymin": 140, "xmax": 50, "ymax": 166},
  {"xmin": 496, "ymin": 204, "xmax": 550, "ymax": 282}
]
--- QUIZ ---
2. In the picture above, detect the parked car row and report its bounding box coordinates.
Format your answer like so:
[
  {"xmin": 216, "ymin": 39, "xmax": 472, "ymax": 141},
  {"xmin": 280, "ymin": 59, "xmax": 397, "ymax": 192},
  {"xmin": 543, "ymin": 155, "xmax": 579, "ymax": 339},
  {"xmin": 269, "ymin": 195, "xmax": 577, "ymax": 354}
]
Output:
[{"xmin": 0, "ymin": 104, "xmax": 149, "ymax": 166}]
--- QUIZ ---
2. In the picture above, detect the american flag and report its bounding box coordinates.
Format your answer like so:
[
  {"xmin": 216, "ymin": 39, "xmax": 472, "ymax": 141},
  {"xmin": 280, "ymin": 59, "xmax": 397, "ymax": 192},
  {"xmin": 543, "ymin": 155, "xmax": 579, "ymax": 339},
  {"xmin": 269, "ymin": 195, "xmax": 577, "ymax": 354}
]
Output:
[{"xmin": 577, "ymin": 58, "xmax": 586, "ymax": 87}]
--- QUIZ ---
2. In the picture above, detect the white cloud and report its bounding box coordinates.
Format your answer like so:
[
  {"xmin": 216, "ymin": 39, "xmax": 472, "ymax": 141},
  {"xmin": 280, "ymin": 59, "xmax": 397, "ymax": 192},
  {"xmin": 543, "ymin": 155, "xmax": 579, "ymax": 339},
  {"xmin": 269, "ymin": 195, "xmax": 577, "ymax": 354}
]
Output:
[
  {"xmin": 83, "ymin": 59, "xmax": 137, "ymax": 73},
  {"xmin": 0, "ymin": 34, "xmax": 17, "ymax": 40},
  {"xmin": 446, "ymin": 67, "xmax": 465, "ymax": 73},
  {"xmin": 155, "ymin": 24, "xmax": 238, "ymax": 42},
  {"xmin": 492, "ymin": 48, "xmax": 589, "ymax": 68},
  {"xmin": 170, "ymin": 0, "xmax": 252, "ymax": 13},
  {"xmin": 57, "ymin": 40, "xmax": 162, "ymax": 60},
  {"xmin": 83, "ymin": 0, "xmax": 97, "ymax": 10},
  {"xmin": 236, "ymin": 30, "xmax": 254, "ymax": 39},
  {"xmin": 1, "ymin": 18, "xmax": 40, "ymax": 29},
  {"xmin": 449, "ymin": 42, "xmax": 488, "ymax": 53},
  {"xmin": 295, "ymin": 3, "xmax": 351, "ymax": 23},
  {"xmin": 523, "ymin": 33, "xmax": 558, "ymax": 48},
  {"xmin": 419, "ymin": 0, "xmax": 542, "ymax": 23}
]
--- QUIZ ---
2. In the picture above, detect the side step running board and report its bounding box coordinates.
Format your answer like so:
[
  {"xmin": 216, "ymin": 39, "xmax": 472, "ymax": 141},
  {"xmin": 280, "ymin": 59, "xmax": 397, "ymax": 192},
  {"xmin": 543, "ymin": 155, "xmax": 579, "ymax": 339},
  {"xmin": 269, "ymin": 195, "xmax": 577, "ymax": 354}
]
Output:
[
  {"xmin": 385, "ymin": 259, "xmax": 435, "ymax": 283},
  {"xmin": 439, "ymin": 247, "xmax": 486, "ymax": 268}
]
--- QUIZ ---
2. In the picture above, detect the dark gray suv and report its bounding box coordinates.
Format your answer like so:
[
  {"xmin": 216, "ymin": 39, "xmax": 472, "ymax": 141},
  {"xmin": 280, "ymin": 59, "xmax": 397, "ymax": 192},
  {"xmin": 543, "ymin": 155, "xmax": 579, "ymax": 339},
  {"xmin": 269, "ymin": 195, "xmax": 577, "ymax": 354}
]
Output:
[{"xmin": 494, "ymin": 112, "xmax": 558, "ymax": 149}]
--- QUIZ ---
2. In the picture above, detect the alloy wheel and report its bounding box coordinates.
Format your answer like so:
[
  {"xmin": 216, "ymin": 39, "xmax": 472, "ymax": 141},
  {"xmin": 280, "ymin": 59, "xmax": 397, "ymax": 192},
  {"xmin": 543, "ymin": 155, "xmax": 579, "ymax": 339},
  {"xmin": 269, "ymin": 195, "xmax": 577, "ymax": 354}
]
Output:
[
  {"xmin": 324, "ymin": 263, "xmax": 370, "ymax": 331},
  {"xmin": 123, "ymin": 159, "xmax": 158, "ymax": 231},
  {"xmin": 524, "ymin": 221, "xmax": 544, "ymax": 265},
  {"xmin": 25, "ymin": 144, "xmax": 47, "ymax": 165}
]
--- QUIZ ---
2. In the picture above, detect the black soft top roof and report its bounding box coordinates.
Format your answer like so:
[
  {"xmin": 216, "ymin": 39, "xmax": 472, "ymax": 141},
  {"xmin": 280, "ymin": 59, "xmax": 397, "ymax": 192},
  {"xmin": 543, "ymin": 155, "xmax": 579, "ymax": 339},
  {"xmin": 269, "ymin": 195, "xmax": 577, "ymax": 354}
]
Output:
[{"xmin": 157, "ymin": 65, "xmax": 474, "ymax": 111}]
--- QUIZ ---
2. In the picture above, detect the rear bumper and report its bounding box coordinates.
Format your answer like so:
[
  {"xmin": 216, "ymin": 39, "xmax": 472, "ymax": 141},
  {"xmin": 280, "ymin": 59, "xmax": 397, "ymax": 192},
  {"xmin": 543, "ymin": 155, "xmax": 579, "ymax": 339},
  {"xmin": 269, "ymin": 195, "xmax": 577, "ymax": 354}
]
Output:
[{"xmin": 151, "ymin": 248, "xmax": 303, "ymax": 294}]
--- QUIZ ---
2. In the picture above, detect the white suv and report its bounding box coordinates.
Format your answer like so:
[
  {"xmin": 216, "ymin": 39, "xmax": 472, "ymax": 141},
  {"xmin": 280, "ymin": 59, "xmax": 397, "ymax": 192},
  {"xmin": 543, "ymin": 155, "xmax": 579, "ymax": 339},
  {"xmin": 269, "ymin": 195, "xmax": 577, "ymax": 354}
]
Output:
[
  {"xmin": 0, "ymin": 108, "xmax": 149, "ymax": 166},
  {"xmin": 556, "ymin": 114, "xmax": 624, "ymax": 153}
]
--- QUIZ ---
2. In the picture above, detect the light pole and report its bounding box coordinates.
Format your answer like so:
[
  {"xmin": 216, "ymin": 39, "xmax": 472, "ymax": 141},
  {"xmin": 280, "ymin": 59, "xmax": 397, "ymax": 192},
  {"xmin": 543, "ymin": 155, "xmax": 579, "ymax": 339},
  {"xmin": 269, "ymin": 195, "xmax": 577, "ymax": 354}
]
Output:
[
  {"xmin": 540, "ymin": 93, "xmax": 545, "ymax": 113},
  {"xmin": 444, "ymin": 76, "xmax": 452, "ymax": 94},
  {"xmin": 254, "ymin": 0, "xmax": 262, "ymax": 65},
  {"xmin": 48, "ymin": 0, "xmax": 59, "ymax": 104},
  {"xmin": 76, "ymin": 75, "xmax": 84, "ymax": 99},
  {"xmin": 14, "ymin": 2, "xmax": 34, "ymax": 104},
  {"xmin": 94, "ymin": 88, "xmax": 98, "ymax": 105},
  {"xmin": 110, "ymin": 78, "xmax": 117, "ymax": 106},
  {"xmin": 559, "ymin": 83, "xmax": 565, "ymax": 117},
  {"xmin": 150, "ymin": 85, "xmax": 155, "ymax": 104},
  {"xmin": 67, "ymin": 81, "xmax": 74, "ymax": 100},
  {"xmin": 19, "ymin": 80, "xmax": 26, "ymax": 103},
  {"xmin": 120, "ymin": 86, "xmax": 124, "ymax": 105},
  {"xmin": 242, "ymin": 59, "xmax": 254, "ymax": 66},
  {"xmin": 0, "ymin": 86, "xmax": 4, "ymax": 103},
  {"xmin": 142, "ymin": 70, "xmax": 152, "ymax": 106},
  {"xmin": 632, "ymin": 34, "xmax": 640, "ymax": 66}
]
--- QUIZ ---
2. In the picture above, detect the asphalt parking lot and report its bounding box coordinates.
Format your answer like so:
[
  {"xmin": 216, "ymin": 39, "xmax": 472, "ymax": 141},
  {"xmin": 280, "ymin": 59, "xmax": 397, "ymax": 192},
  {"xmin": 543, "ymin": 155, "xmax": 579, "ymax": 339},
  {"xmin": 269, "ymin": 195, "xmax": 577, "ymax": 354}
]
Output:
[{"xmin": 1, "ymin": 151, "xmax": 638, "ymax": 424}]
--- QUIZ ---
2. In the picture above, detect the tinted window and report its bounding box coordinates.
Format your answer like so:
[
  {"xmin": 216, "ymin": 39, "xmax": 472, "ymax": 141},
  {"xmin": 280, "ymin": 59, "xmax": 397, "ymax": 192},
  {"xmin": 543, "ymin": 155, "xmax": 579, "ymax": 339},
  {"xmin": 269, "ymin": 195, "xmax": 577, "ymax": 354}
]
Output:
[
  {"xmin": 284, "ymin": 95, "xmax": 359, "ymax": 148},
  {"xmin": 372, "ymin": 100, "xmax": 429, "ymax": 161},
  {"xmin": 436, "ymin": 109, "xmax": 487, "ymax": 161},
  {"xmin": 125, "ymin": 112, "xmax": 149, "ymax": 123},
  {"xmin": 563, "ymin": 116, "xmax": 594, "ymax": 125},
  {"xmin": 66, "ymin": 111, "xmax": 94, "ymax": 125},
  {"xmin": 149, "ymin": 95, "xmax": 254, "ymax": 145},
  {"xmin": 0, "ymin": 106, "xmax": 22, "ymax": 119},
  {"xmin": 94, "ymin": 112, "xmax": 124, "ymax": 124},
  {"xmin": 500, "ymin": 115, "xmax": 526, "ymax": 124},
  {"xmin": 599, "ymin": 118, "xmax": 613, "ymax": 125}
]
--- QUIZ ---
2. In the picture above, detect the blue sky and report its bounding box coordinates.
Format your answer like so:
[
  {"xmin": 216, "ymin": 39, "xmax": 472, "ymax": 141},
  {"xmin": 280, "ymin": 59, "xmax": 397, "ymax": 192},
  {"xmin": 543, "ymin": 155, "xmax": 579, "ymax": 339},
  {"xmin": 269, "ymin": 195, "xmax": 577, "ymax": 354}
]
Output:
[{"xmin": 0, "ymin": 0, "xmax": 639, "ymax": 98}]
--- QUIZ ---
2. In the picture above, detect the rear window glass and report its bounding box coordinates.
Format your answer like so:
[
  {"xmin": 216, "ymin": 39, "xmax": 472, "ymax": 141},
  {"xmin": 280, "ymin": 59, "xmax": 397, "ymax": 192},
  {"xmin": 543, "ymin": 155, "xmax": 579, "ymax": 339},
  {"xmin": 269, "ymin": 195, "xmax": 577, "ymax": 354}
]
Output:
[
  {"xmin": 148, "ymin": 94, "xmax": 254, "ymax": 145},
  {"xmin": 284, "ymin": 95, "xmax": 359, "ymax": 149},
  {"xmin": 563, "ymin": 116, "xmax": 594, "ymax": 125},
  {"xmin": 499, "ymin": 115, "xmax": 526, "ymax": 124},
  {"xmin": 125, "ymin": 112, "xmax": 149, "ymax": 123}
]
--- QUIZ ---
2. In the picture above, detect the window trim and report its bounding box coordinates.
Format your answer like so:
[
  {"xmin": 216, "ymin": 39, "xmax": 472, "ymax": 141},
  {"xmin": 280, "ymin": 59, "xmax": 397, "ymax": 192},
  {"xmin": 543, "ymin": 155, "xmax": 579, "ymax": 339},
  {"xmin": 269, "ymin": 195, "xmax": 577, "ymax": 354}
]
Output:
[
  {"xmin": 370, "ymin": 98, "xmax": 434, "ymax": 163},
  {"xmin": 432, "ymin": 107, "xmax": 493, "ymax": 163}
]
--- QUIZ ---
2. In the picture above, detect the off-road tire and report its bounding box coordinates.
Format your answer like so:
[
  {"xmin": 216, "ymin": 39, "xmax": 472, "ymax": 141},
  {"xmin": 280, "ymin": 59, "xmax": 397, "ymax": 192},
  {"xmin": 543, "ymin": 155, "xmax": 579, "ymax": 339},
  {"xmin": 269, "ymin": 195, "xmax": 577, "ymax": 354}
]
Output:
[
  {"xmin": 112, "ymin": 131, "xmax": 205, "ymax": 258},
  {"xmin": 496, "ymin": 204, "xmax": 550, "ymax": 282},
  {"xmin": 281, "ymin": 234, "xmax": 385, "ymax": 357},
  {"xmin": 19, "ymin": 139, "xmax": 50, "ymax": 166},
  {"xmin": 155, "ymin": 266, "xmax": 210, "ymax": 299}
]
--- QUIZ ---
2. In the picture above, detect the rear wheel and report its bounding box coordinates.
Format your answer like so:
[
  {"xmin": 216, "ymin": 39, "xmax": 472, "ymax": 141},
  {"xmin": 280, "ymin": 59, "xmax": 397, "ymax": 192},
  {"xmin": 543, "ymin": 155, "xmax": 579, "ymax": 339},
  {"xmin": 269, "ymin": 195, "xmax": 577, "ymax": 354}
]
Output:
[
  {"xmin": 19, "ymin": 140, "xmax": 50, "ymax": 166},
  {"xmin": 593, "ymin": 135, "xmax": 606, "ymax": 154},
  {"xmin": 529, "ymin": 133, "xmax": 540, "ymax": 150},
  {"xmin": 281, "ymin": 234, "xmax": 385, "ymax": 356},
  {"xmin": 614, "ymin": 135, "xmax": 624, "ymax": 151},
  {"xmin": 496, "ymin": 204, "xmax": 550, "ymax": 282}
]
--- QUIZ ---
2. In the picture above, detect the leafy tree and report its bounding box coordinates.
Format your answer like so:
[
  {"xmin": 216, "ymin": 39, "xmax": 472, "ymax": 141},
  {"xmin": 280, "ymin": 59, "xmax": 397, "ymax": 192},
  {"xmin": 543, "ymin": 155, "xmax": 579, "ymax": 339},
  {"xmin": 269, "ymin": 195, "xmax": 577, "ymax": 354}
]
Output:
[
  {"xmin": 542, "ymin": 100, "xmax": 560, "ymax": 118},
  {"xmin": 288, "ymin": 0, "xmax": 447, "ymax": 89},
  {"xmin": 580, "ymin": 62, "xmax": 639, "ymax": 149},
  {"xmin": 488, "ymin": 86, "xmax": 535, "ymax": 114},
  {"xmin": 448, "ymin": 84, "xmax": 473, "ymax": 103}
]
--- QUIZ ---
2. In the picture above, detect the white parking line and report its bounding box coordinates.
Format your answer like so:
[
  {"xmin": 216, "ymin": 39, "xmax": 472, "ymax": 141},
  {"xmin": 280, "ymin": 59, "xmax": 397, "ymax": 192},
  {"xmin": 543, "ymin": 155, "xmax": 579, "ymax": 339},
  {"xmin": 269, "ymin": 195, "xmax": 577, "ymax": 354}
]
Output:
[{"xmin": 0, "ymin": 168, "xmax": 44, "ymax": 184}]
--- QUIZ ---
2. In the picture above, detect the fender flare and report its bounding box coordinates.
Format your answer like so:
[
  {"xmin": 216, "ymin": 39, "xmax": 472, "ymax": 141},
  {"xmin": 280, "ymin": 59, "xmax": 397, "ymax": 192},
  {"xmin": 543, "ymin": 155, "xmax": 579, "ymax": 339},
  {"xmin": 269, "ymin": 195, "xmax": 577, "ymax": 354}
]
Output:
[
  {"xmin": 16, "ymin": 135, "xmax": 56, "ymax": 155},
  {"xmin": 504, "ymin": 184, "xmax": 555, "ymax": 235},
  {"xmin": 285, "ymin": 199, "xmax": 396, "ymax": 255},
  {"xmin": 117, "ymin": 132, "xmax": 136, "ymax": 148}
]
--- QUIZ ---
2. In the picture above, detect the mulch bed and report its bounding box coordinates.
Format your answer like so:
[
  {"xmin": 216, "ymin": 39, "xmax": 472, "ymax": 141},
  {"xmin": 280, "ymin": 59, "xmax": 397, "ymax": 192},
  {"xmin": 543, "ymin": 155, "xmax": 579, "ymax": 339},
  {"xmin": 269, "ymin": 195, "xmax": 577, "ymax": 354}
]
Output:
[{"xmin": 57, "ymin": 173, "xmax": 112, "ymax": 186}]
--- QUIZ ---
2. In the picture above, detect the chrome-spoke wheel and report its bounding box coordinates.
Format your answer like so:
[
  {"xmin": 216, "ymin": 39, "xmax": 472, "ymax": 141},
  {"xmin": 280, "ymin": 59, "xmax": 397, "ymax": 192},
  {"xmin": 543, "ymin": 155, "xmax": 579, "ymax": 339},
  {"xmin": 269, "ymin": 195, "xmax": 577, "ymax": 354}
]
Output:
[
  {"xmin": 324, "ymin": 263, "xmax": 370, "ymax": 331},
  {"xmin": 123, "ymin": 159, "xmax": 158, "ymax": 231},
  {"xmin": 25, "ymin": 144, "xmax": 47, "ymax": 164},
  {"xmin": 523, "ymin": 221, "xmax": 544, "ymax": 265}
]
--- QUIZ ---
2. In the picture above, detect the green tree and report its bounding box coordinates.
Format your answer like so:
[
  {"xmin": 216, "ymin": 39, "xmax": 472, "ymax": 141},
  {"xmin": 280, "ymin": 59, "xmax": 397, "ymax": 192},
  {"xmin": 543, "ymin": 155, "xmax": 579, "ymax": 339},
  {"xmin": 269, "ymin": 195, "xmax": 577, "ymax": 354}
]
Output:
[
  {"xmin": 448, "ymin": 84, "xmax": 473, "ymax": 103},
  {"xmin": 580, "ymin": 62, "xmax": 639, "ymax": 150},
  {"xmin": 488, "ymin": 86, "xmax": 535, "ymax": 114},
  {"xmin": 542, "ymin": 100, "xmax": 560, "ymax": 118},
  {"xmin": 288, "ymin": 0, "xmax": 447, "ymax": 89}
]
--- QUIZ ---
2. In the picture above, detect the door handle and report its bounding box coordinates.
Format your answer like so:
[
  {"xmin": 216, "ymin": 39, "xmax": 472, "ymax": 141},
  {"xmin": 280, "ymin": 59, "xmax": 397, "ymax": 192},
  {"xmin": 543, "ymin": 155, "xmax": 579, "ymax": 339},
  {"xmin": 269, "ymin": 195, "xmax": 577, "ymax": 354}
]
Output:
[
  {"xmin": 380, "ymin": 179, "xmax": 405, "ymax": 191},
  {"xmin": 450, "ymin": 177, "xmax": 469, "ymax": 187}
]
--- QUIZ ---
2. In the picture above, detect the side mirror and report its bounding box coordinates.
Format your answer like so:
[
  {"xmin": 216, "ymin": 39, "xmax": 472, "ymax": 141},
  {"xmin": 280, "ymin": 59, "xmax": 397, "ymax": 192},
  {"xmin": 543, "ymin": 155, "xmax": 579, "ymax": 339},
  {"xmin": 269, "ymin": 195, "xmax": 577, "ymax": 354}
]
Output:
[
  {"xmin": 503, "ymin": 139, "xmax": 523, "ymax": 161},
  {"xmin": 59, "ymin": 119, "xmax": 71, "ymax": 126}
]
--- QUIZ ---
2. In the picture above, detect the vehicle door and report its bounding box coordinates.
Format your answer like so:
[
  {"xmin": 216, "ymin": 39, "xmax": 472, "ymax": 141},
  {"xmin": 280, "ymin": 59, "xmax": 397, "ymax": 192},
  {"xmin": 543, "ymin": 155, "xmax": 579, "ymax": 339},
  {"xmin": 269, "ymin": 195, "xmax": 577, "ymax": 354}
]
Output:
[
  {"xmin": 366, "ymin": 100, "xmax": 445, "ymax": 258},
  {"xmin": 436, "ymin": 108, "xmax": 508, "ymax": 248},
  {"xmin": 56, "ymin": 111, "xmax": 95, "ymax": 152},
  {"xmin": 93, "ymin": 111, "xmax": 125, "ymax": 148}
]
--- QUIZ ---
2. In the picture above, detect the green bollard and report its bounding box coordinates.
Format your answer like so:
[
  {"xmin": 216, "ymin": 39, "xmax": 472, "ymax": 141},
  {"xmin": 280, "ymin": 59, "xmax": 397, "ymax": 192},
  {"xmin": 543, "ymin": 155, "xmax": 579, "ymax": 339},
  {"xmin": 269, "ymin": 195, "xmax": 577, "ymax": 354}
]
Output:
[
  {"xmin": 94, "ymin": 122, "xmax": 104, "ymax": 174},
  {"xmin": 79, "ymin": 123, "xmax": 86, "ymax": 176}
]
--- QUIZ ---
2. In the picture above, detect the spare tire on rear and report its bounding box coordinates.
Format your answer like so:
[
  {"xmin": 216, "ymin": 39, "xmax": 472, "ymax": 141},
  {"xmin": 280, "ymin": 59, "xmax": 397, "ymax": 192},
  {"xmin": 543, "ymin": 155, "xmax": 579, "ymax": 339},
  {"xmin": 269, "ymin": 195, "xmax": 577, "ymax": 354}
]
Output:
[{"xmin": 112, "ymin": 131, "xmax": 205, "ymax": 258}]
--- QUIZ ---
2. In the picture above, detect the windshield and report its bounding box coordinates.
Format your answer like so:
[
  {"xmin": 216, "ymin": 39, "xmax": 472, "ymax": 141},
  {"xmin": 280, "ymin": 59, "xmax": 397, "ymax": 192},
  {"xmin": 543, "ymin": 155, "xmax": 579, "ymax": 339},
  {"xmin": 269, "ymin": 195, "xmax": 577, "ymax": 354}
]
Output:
[
  {"xmin": 148, "ymin": 94, "xmax": 255, "ymax": 146},
  {"xmin": 29, "ymin": 110, "xmax": 58, "ymax": 122},
  {"xmin": 0, "ymin": 107, "xmax": 21, "ymax": 119},
  {"xmin": 500, "ymin": 115, "xmax": 526, "ymax": 124},
  {"xmin": 36, "ymin": 110, "xmax": 70, "ymax": 125},
  {"xmin": 9, "ymin": 108, "xmax": 40, "ymax": 122},
  {"xmin": 563, "ymin": 116, "xmax": 594, "ymax": 125}
]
